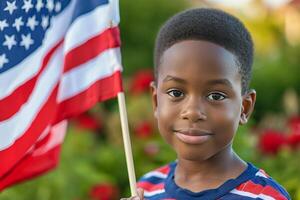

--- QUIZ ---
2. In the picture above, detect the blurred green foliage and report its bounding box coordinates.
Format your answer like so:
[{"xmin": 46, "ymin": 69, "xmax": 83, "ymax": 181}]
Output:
[
  {"xmin": 226, "ymin": 6, "xmax": 300, "ymax": 121},
  {"xmin": 119, "ymin": 0, "xmax": 187, "ymax": 75},
  {"xmin": 251, "ymin": 44, "xmax": 300, "ymax": 121}
]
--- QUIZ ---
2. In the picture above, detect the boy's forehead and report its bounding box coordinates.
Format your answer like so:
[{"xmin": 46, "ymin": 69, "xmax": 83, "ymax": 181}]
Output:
[{"xmin": 158, "ymin": 40, "xmax": 240, "ymax": 78}]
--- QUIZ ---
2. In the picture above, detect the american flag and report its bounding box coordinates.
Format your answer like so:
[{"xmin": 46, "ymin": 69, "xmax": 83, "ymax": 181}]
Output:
[{"xmin": 0, "ymin": 0, "xmax": 122, "ymax": 190}]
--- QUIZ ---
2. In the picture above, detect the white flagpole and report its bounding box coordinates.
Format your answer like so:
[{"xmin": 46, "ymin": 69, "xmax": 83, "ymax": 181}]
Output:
[
  {"xmin": 111, "ymin": 0, "xmax": 137, "ymax": 195},
  {"xmin": 117, "ymin": 92, "xmax": 137, "ymax": 196}
]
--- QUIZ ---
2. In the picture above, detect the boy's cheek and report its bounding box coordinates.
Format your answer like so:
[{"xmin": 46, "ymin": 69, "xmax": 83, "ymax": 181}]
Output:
[
  {"xmin": 157, "ymin": 102, "xmax": 178, "ymax": 121},
  {"xmin": 209, "ymin": 105, "xmax": 241, "ymax": 129}
]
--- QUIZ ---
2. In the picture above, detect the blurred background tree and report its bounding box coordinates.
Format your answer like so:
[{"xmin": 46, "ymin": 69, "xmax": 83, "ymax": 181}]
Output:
[{"xmin": 119, "ymin": 0, "xmax": 187, "ymax": 75}]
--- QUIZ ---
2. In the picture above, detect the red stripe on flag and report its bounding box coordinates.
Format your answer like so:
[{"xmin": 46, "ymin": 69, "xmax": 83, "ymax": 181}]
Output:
[
  {"xmin": 236, "ymin": 180, "xmax": 288, "ymax": 200},
  {"xmin": 63, "ymin": 27, "xmax": 121, "ymax": 73},
  {"xmin": 0, "ymin": 144, "xmax": 61, "ymax": 191},
  {"xmin": 0, "ymin": 40, "xmax": 64, "ymax": 121},
  {"xmin": 137, "ymin": 182, "xmax": 164, "ymax": 192},
  {"xmin": 0, "ymin": 84, "xmax": 59, "ymax": 178},
  {"xmin": 56, "ymin": 70, "xmax": 122, "ymax": 122}
]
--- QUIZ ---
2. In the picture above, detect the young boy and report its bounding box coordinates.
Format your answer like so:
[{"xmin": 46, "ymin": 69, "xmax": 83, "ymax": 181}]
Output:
[{"xmin": 123, "ymin": 8, "xmax": 291, "ymax": 200}]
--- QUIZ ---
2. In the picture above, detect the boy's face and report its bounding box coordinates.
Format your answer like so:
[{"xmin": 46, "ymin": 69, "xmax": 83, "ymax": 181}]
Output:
[{"xmin": 151, "ymin": 40, "xmax": 255, "ymax": 161}]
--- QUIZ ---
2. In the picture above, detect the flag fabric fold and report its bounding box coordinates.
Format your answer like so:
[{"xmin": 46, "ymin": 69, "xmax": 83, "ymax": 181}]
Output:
[{"xmin": 0, "ymin": 0, "xmax": 122, "ymax": 191}]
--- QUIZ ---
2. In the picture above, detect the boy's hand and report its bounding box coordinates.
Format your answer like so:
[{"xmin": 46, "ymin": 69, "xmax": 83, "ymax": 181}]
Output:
[{"xmin": 120, "ymin": 188, "xmax": 144, "ymax": 200}]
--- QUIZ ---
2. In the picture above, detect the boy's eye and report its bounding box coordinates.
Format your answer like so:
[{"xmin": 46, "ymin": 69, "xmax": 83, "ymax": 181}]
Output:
[
  {"xmin": 207, "ymin": 92, "xmax": 226, "ymax": 101},
  {"xmin": 167, "ymin": 89, "xmax": 184, "ymax": 98}
]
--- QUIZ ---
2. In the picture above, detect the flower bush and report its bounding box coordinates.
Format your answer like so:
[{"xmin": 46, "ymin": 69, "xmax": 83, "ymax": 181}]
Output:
[
  {"xmin": 259, "ymin": 129, "xmax": 287, "ymax": 154},
  {"xmin": 129, "ymin": 69, "xmax": 154, "ymax": 95},
  {"xmin": 89, "ymin": 183, "xmax": 119, "ymax": 200},
  {"xmin": 258, "ymin": 116, "xmax": 300, "ymax": 154},
  {"xmin": 72, "ymin": 112, "xmax": 103, "ymax": 134}
]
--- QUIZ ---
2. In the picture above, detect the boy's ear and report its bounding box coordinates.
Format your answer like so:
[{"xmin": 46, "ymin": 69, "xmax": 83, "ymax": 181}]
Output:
[
  {"xmin": 150, "ymin": 81, "xmax": 158, "ymax": 118},
  {"xmin": 240, "ymin": 89, "xmax": 256, "ymax": 125}
]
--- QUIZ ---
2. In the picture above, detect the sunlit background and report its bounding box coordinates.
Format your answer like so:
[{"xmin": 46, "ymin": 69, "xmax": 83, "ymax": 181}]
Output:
[{"xmin": 1, "ymin": 0, "xmax": 300, "ymax": 199}]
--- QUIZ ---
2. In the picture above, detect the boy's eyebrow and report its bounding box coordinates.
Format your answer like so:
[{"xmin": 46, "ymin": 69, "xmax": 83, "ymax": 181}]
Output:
[
  {"xmin": 206, "ymin": 79, "xmax": 233, "ymax": 88},
  {"xmin": 163, "ymin": 75, "xmax": 187, "ymax": 84},
  {"xmin": 163, "ymin": 76, "xmax": 234, "ymax": 88}
]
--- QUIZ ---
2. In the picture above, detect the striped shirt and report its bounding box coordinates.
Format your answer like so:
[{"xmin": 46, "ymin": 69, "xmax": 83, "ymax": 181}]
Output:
[{"xmin": 138, "ymin": 162, "xmax": 290, "ymax": 200}]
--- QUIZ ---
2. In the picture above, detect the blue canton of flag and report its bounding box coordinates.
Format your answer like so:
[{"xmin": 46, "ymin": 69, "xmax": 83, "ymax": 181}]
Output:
[{"xmin": 0, "ymin": 0, "xmax": 70, "ymax": 73}]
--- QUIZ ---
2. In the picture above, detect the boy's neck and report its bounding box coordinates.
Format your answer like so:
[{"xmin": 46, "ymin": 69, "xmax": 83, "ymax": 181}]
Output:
[{"xmin": 174, "ymin": 147, "xmax": 247, "ymax": 192}]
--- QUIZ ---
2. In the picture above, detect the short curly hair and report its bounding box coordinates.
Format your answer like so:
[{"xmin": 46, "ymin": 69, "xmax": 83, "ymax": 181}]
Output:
[{"xmin": 154, "ymin": 8, "xmax": 254, "ymax": 94}]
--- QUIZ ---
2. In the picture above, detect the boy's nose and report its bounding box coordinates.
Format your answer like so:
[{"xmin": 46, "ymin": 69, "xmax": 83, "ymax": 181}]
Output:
[{"xmin": 180, "ymin": 97, "xmax": 207, "ymax": 122}]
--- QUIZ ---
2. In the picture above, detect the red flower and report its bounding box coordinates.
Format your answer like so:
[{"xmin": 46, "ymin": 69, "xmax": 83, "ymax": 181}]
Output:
[
  {"xmin": 130, "ymin": 69, "xmax": 154, "ymax": 94},
  {"xmin": 134, "ymin": 121, "xmax": 153, "ymax": 138},
  {"xmin": 288, "ymin": 116, "xmax": 300, "ymax": 134},
  {"xmin": 89, "ymin": 183, "xmax": 119, "ymax": 200},
  {"xmin": 258, "ymin": 130, "xmax": 287, "ymax": 154},
  {"xmin": 287, "ymin": 133, "xmax": 300, "ymax": 149},
  {"xmin": 73, "ymin": 112, "xmax": 102, "ymax": 132},
  {"xmin": 286, "ymin": 116, "xmax": 300, "ymax": 149}
]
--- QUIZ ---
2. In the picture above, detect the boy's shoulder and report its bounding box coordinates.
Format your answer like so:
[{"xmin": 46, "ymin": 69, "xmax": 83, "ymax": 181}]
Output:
[
  {"xmin": 137, "ymin": 162, "xmax": 174, "ymax": 198},
  {"xmin": 138, "ymin": 162, "xmax": 173, "ymax": 184},
  {"xmin": 231, "ymin": 165, "xmax": 291, "ymax": 200}
]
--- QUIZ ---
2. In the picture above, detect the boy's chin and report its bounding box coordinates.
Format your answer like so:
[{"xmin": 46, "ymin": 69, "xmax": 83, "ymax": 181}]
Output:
[{"xmin": 175, "ymin": 148, "xmax": 215, "ymax": 162}]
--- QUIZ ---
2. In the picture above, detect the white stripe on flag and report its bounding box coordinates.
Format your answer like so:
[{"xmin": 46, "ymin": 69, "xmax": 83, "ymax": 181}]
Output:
[
  {"xmin": 64, "ymin": 2, "xmax": 119, "ymax": 53},
  {"xmin": 25, "ymin": 125, "xmax": 51, "ymax": 155},
  {"xmin": 58, "ymin": 48, "xmax": 122, "ymax": 101},
  {"xmin": 0, "ymin": 46, "xmax": 63, "ymax": 150},
  {"xmin": 32, "ymin": 120, "xmax": 67, "ymax": 156}
]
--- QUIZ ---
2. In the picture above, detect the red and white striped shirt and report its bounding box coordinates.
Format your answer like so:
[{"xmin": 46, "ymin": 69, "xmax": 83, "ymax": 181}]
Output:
[{"xmin": 138, "ymin": 162, "xmax": 291, "ymax": 200}]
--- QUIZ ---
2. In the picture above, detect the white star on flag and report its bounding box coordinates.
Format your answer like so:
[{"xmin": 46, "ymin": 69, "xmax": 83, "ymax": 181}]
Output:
[
  {"xmin": 27, "ymin": 15, "xmax": 38, "ymax": 31},
  {"xmin": 4, "ymin": 1, "xmax": 17, "ymax": 15},
  {"xmin": 55, "ymin": 2, "xmax": 62, "ymax": 12},
  {"xmin": 22, "ymin": 0, "xmax": 34, "ymax": 13},
  {"xmin": 20, "ymin": 33, "xmax": 34, "ymax": 50},
  {"xmin": 0, "ymin": 54, "xmax": 9, "ymax": 69},
  {"xmin": 0, "ymin": 20, "xmax": 9, "ymax": 31},
  {"xmin": 3, "ymin": 35, "xmax": 17, "ymax": 50},
  {"xmin": 36, "ymin": 0, "xmax": 44, "ymax": 12},
  {"xmin": 12, "ymin": 17, "xmax": 24, "ymax": 32},
  {"xmin": 41, "ymin": 15, "xmax": 49, "ymax": 30},
  {"xmin": 46, "ymin": 0, "xmax": 54, "ymax": 12}
]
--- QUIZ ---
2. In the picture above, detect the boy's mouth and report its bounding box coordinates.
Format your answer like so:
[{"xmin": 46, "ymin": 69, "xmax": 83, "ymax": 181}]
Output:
[{"xmin": 174, "ymin": 129, "xmax": 213, "ymax": 145}]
